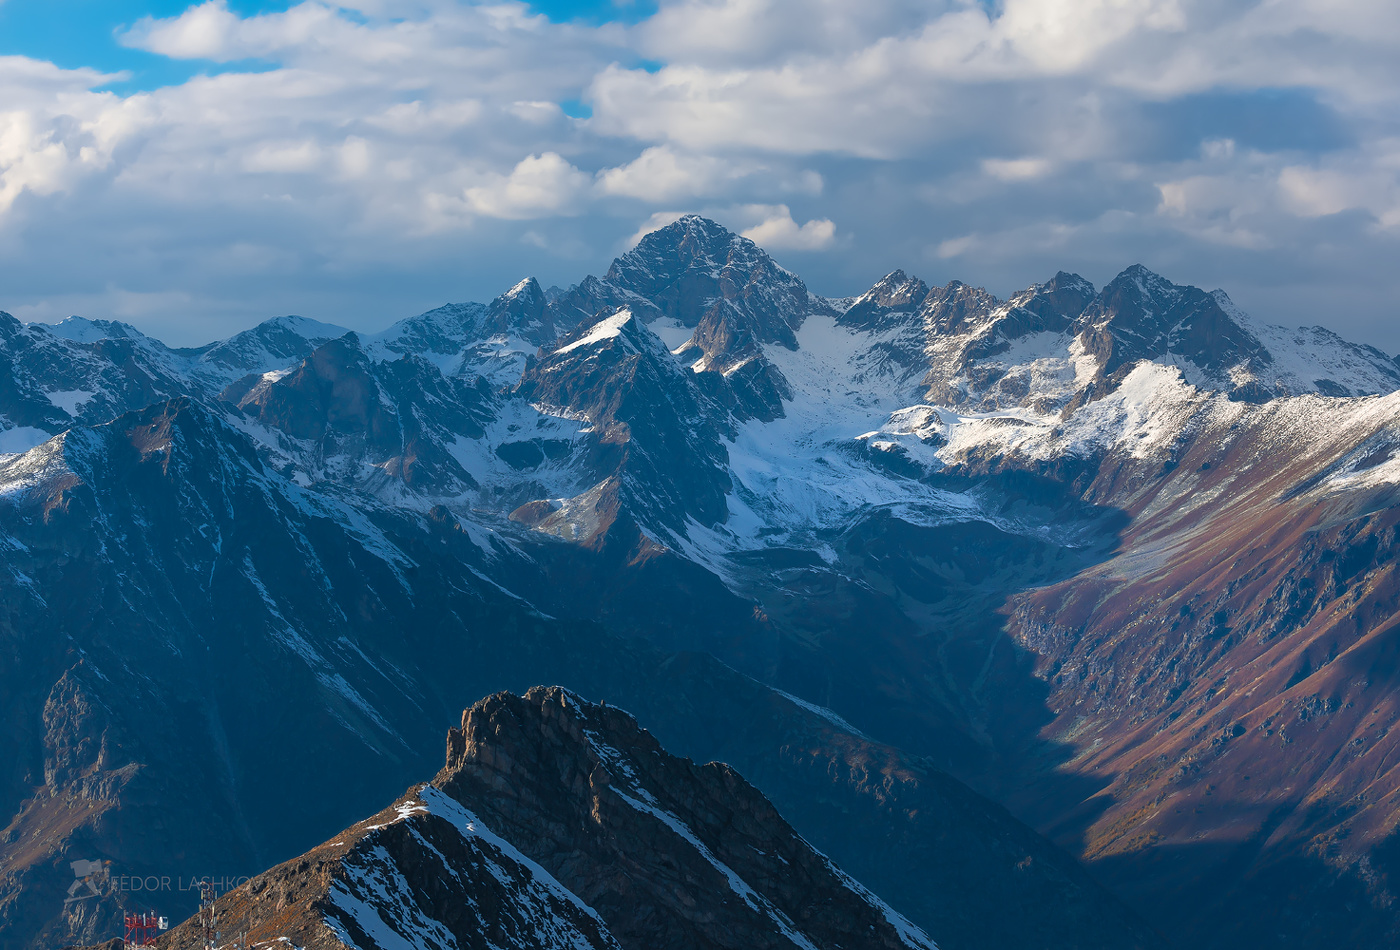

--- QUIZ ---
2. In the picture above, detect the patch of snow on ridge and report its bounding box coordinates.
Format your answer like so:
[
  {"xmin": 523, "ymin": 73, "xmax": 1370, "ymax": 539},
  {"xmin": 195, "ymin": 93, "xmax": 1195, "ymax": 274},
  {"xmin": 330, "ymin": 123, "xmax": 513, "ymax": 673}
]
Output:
[
  {"xmin": 820, "ymin": 857, "xmax": 940, "ymax": 950},
  {"xmin": 445, "ymin": 397, "xmax": 590, "ymax": 503},
  {"xmin": 710, "ymin": 310, "xmax": 1140, "ymax": 557},
  {"xmin": 325, "ymin": 786, "xmax": 620, "ymax": 950},
  {"xmin": 1055, "ymin": 362, "xmax": 1205, "ymax": 461},
  {"xmin": 328, "ymin": 848, "xmax": 462, "ymax": 950},
  {"xmin": 459, "ymin": 335, "xmax": 537, "ymax": 388},
  {"xmin": 1316, "ymin": 391, "xmax": 1400, "ymax": 493},
  {"xmin": 555, "ymin": 310, "xmax": 634, "ymax": 355},
  {"xmin": 42, "ymin": 316, "xmax": 120, "ymax": 344},
  {"xmin": 771, "ymin": 688, "xmax": 870, "ymax": 739},
  {"xmin": 0, "ymin": 430, "xmax": 87, "ymax": 498},
  {"xmin": 724, "ymin": 313, "xmax": 954, "ymax": 543},
  {"xmin": 645, "ymin": 316, "xmax": 694, "ymax": 352},
  {"xmin": 417, "ymin": 786, "xmax": 614, "ymax": 934},
  {"xmin": 930, "ymin": 363, "xmax": 1211, "ymax": 466}
]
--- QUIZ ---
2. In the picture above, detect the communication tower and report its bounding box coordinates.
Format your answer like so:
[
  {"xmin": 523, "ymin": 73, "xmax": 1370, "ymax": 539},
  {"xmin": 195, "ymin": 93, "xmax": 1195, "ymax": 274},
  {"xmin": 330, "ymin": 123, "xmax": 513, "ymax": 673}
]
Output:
[
  {"xmin": 199, "ymin": 882, "xmax": 219, "ymax": 950},
  {"xmin": 122, "ymin": 911, "xmax": 164, "ymax": 948}
]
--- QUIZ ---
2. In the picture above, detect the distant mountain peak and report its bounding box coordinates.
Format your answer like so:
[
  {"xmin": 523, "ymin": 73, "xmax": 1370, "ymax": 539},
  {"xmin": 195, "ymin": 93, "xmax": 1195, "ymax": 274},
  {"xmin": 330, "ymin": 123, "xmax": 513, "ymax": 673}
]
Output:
[
  {"xmin": 1044, "ymin": 271, "xmax": 1096, "ymax": 295},
  {"xmin": 41, "ymin": 316, "xmax": 148, "ymax": 344},
  {"xmin": 840, "ymin": 270, "xmax": 931, "ymax": 333},
  {"xmin": 609, "ymin": 214, "xmax": 800, "ymax": 292},
  {"xmin": 503, "ymin": 276, "xmax": 539, "ymax": 299},
  {"xmin": 863, "ymin": 269, "xmax": 930, "ymax": 308},
  {"xmin": 194, "ymin": 313, "xmax": 351, "ymax": 382},
  {"xmin": 1104, "ymin": 264, "xmax": 1181, "ymax": 307},
  {"xmin": 480, "ymin": 275, "xmax": 557, "ymax": 345}
]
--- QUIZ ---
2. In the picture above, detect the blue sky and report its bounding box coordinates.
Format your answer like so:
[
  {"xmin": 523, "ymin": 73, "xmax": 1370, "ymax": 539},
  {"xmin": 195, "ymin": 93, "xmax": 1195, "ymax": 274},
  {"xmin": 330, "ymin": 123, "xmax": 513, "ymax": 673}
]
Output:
[
  {"xmin": 0, "ymin": 0, "xmax": 287, "ymax": 90},
  {"xmin": 0, "ymin": 0, "xmax": 1396, "ymax": 350},
  {"xmin": 0, "ymin": 1, "xmax": 647, "ymax": 91}
]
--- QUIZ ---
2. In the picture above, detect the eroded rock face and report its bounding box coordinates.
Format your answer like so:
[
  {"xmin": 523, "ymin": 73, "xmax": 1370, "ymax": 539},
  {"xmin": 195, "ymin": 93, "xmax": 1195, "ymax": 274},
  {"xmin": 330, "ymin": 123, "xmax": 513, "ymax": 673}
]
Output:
[
  {"xmin": 160, "ymin": 688, "xmax": 941, "ymax": 950},
  {"xmin": 516, "ymin": 309, "xmax": 732, "ymax": 540}
]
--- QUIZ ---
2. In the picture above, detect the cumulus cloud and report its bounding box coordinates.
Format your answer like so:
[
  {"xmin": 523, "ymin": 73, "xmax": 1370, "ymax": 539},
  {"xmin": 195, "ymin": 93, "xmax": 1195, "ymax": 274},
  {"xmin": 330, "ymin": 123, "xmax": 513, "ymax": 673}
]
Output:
[
  {"xmin": 119, "ymin": 0, "xmax": 403, "ymax": 64},
  {"xmin": 121, "ymin": 0, "xmax": 248, "ymax": 61},
  {"xmin": 0, "ymin": 0, "xmax": 1395, "ymax": 351},
  {"xmin": 464, "ymin": 152, "xmax": 591, "ymax": 219},
  {"xmin": 597, "ymin": 146, "xmax": 732, "ymax": 201},
  {"xmin": 737, "ymin": 205, "xmax": 837, "ymax": 251}
]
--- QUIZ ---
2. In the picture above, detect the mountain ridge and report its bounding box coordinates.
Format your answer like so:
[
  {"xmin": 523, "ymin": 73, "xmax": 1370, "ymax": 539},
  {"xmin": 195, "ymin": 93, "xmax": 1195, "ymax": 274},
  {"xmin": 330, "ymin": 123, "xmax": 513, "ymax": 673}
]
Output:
[
  {"xmin": 7, "ymin": 215, "xmax": 1400, "ymax": 949},
  {"xmin": 153, "ymin": 687, "xmax": 946, "ymax": 950}
]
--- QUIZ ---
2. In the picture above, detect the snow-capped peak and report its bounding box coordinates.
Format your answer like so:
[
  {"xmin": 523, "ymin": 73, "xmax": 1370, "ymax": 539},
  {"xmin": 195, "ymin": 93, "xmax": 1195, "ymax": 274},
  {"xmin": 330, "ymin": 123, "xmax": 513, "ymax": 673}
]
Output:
[{"xmin": 41, "ymin": 316, "xmax": 147, "ymax": 344}]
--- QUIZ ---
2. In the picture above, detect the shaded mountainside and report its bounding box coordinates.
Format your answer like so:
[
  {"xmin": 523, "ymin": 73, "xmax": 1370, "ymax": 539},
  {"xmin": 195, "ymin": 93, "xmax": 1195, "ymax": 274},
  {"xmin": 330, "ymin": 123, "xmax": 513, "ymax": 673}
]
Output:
[
  {"xmin": 7, "ymin": 214, "xmax": 1400, "ymax": 950},
  {"xmin": 0, "ymin": 404, "xmax": 1155, "ymax": 950},
  {"xmin": 159, "ymin": 687, "xmax": 943, "ymax": 950}
]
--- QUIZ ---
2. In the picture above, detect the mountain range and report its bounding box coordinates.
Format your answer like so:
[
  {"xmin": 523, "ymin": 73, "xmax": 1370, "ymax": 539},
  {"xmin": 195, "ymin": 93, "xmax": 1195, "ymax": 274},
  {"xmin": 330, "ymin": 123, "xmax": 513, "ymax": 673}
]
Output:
[{"xmin": 4, "ymin": 215, "xmax": 1400, "ymax": 949}]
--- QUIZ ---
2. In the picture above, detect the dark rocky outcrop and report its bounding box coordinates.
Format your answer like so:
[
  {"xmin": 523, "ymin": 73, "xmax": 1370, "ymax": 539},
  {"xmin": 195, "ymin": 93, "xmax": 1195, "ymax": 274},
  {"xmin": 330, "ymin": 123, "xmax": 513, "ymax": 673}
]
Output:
[{"xmin": 160, "ymin": 688, "xmax": 942, "ymax": 950}]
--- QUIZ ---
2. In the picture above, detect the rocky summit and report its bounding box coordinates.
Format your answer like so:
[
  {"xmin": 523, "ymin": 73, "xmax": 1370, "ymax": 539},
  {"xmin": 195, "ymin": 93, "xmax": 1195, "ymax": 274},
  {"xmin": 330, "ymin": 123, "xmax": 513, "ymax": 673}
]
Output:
[
  {"xmin": 7, "ymin": 215, "xmax": 1400, "ymax": 950},
  {"xmin": 157, "ymin": 687, "xmax": 943, "ymax": 950}
]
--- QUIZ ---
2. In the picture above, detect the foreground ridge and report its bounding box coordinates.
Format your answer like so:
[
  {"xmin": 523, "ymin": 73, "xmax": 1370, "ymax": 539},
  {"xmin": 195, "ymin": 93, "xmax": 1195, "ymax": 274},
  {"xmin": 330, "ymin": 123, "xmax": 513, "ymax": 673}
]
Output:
[{"xmin": 157, "ymin": 687, "xmax": 940, "ymax": 950}]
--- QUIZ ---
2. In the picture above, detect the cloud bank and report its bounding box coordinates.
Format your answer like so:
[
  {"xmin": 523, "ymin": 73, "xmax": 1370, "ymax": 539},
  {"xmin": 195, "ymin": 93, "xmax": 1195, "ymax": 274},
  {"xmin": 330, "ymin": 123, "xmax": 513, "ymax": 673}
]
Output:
[{"xmin": 0, "ymin": 0, "xmax": 1396, "ymax": 349}]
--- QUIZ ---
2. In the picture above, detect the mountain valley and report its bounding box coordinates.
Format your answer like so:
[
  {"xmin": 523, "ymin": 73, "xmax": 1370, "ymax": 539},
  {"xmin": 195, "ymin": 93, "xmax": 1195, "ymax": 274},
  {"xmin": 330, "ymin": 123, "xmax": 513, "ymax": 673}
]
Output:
[{"xmin": 4, "ymin": 215, "xmax": 1400, "ymax": 949}]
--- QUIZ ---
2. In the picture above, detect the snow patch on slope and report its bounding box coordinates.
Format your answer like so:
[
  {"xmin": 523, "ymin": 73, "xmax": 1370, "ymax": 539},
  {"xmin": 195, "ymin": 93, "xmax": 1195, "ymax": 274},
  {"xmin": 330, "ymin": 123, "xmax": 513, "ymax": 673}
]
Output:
[
  {"xmin": 555, "ymin": 310, "xmax": 635, "ymax": 356},
  {"xmin": 418, "ymin": 786, "xmax": 613, "ymax": 933},
  {"xmin": 324, "ymin": 786, "xmax": 619, "ymax": 950},
  {"xmin": 45, "ymin": 390, "xmax": 95, "ymax": 416},
  {"xmin": 771, "ymin": 688, "xmax": 871, "ymax": 739}
]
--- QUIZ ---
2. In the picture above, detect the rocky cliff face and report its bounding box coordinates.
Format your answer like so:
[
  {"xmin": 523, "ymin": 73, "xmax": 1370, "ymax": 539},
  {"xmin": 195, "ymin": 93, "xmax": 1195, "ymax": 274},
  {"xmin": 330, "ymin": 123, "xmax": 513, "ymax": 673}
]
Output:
[{"xmin": 160, "ymin": 688, "xmax": 945, "ymax": 950}]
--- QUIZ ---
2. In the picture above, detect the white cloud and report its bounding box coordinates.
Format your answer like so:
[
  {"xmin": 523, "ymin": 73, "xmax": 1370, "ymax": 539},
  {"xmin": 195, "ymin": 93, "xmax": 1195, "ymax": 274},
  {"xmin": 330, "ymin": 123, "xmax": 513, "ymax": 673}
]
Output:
[
  {"xmin": 597, "ymin": 145, "xmax": 749, "ymax": 201},
  {"xmin": 243, "ymin": 139, "xmax": 324, "ymax": 174},
  {"xmin": 120, "ymin": 0, "xmax": 355, "ymax": 63},
  {"xmin": 593, "ymin": 0, "xmax": 1400, "ymax": 159},
  {"xmin": 935, "ymin": 235, "xmax": 976, "ymax": 259},
  {"xmin": 464, "ymin": 152, "xmax": 591, "ymax": 220},
  {"xmin": 737, "ymin": 204, "xmax": 837, "ymax": 251},
  {"xmin": 0, "ymin": 59, "xmax": 134, "ymax": 214},
  {"xmin": 121, "ymin": 0, "xmax": 245, "ymax": 61},
  {"xmin": 506, "ymin": 100, "xmax": 566, "ymax": 125},
  {"xmin": 368, "ymin": 100, "xmax": 485, "ymax": 135},
  {"xmin": 0, "ymin": 0, "xmax": 1395, "ymax": 350}
]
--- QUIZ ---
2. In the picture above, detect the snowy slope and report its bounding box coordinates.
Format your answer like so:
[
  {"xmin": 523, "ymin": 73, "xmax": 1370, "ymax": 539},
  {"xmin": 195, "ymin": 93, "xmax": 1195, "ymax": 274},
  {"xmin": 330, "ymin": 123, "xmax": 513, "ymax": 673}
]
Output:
[
  {"xmin": 322, "ymin": 787, "xmax": 622, "ymax": 950},
  {"xmin": 9, "ymin": 220, "xmax": 1397, "ymax": 574}
]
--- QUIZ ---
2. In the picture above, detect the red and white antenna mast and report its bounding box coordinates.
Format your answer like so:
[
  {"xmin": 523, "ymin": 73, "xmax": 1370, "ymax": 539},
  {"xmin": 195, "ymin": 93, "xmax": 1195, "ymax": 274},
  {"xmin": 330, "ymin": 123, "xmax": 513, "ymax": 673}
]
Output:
[{"xmin": 123, "ymin": 911, "xmax": 163, "ymax": 948}]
